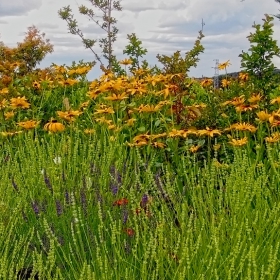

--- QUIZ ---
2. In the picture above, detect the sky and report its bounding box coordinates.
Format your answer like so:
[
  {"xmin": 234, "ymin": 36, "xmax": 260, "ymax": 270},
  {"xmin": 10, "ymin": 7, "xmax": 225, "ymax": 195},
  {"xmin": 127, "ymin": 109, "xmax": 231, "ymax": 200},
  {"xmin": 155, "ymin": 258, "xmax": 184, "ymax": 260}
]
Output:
[{"xmin": 0, "ymin": 0, "xmax": 280, "ymax": 80}]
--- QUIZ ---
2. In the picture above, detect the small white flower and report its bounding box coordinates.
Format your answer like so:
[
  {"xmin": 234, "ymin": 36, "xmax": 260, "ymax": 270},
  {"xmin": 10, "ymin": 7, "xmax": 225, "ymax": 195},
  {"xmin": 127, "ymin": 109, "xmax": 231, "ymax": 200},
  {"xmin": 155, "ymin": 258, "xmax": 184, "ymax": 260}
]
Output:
[
  {"xmin": 40, "ymin": 169, "xmax": 45, "ymax": 175},
  {"xmin": 53, "ymin": 156, "xmax": 62, "ymax": 164}
]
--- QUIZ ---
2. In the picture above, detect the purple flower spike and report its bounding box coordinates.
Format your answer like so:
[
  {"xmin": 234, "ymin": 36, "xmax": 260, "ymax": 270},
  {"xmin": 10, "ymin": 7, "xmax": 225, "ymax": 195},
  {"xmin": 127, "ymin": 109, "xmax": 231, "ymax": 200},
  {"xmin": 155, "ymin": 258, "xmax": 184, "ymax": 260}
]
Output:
[
  {"xmin": 56, "ymin": 200, "xmax": 63, "ymax": 216},
  {"xmin": 140, "ymin": 194, "xmax": 149, "ymax": 209},
  {"xmin": 122, "ymin": 208, "xmax": 129, "ymax": 224},
  {"xmin": 65, "ymin": 191, "xmax": 70, "ymax": 205},
  {"xmin": 31, "ymin": 201, "xmax": 40, "ymax": 216},
  {"xmin": 43, "ymin": 171, "xmax": 53, "ymax": 194},
  {"xmin": 109, "ymin": 165, "xmax": 123, "ymax": 195},
  {"xmin": 110, "ymin": 182, "xmax": 119, "ymax": 196}
]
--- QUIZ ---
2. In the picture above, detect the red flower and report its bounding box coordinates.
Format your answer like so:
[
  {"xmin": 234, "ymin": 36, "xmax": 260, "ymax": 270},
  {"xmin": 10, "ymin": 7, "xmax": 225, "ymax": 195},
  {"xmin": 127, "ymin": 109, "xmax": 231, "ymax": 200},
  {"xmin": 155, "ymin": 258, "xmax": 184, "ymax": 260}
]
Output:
[
  {"xmin": 113, "ymin": 198, "xmax": 128, "ymax": 206},
  {"xmin": 124, "ymin": 228, "xmax": 135, "ymax": 236}
]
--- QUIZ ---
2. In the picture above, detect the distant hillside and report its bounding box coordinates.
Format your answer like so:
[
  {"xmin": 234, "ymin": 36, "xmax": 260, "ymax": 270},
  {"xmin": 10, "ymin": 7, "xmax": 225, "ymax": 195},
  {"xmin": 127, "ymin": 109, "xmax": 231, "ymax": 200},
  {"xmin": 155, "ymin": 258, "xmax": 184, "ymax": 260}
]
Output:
[
  {"xmin": 193, "ymin": 69, "xmax": 280, "ymax": 84},
  {"xmin": 214, "ymin": 68, "xmax": 280, "ymax": 79}
]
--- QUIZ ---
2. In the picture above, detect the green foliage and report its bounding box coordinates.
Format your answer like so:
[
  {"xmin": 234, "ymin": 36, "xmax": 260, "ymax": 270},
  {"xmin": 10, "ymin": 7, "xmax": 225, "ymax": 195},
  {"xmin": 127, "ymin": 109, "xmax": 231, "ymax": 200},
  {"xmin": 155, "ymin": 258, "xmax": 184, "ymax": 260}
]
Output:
[
  {"xmin": 3, "ymin": 10, "xmax": 280, "ymax": 278},
  {"xmin": 123, "ymin": 33, "xmax": 148, "ymax": 72},
  {"xmin": 239, "ymin": 14, "xmax": 280, "ymax": 96},
  {"xmin": 111, "ymin": 56, "xmax": 127, "ymax": 76},
  {"xmin": 1, "ymin": 133, "xmax": 280, "ymax": 279},
  {"xmin": 0, "ymin": 25, "xmax": 53, "ymax": 75},
  {"xmin": 16, "ymin": 26, "xmax": 54, "ymax": 73},
  {"xmin": 58, "ymin": 0, "xmax": 122, "ymax": 70},
  {"xmin": 156, "ymin": 31, "xmax": 205, "ymax": 76}
]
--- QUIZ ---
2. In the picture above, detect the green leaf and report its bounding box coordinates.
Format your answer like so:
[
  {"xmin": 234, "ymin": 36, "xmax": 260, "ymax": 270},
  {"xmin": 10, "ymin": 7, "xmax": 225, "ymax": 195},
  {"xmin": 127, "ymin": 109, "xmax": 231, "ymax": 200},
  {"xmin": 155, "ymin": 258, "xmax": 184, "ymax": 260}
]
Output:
[
  {"xmin": 138, "ymin": 126, "xmax": 146, "ymax": 132},
  {"xmin": 154, "ymin": 119, "xmax": 161, "ymax": 127}
]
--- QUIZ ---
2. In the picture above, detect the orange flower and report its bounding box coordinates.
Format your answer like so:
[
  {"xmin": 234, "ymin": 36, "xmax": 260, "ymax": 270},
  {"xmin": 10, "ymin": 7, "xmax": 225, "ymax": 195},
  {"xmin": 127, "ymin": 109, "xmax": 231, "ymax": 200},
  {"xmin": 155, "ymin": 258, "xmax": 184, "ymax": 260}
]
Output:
[
  {"xmin": 125, "ymin": 118, "xmax": 137, "ymax": 127},
  {"xmin": 197, "ymin": 127, "xmax": 221, "ymax": 137},
  {"xmin": 149, "ymin": 133, "xmax": 167, "ymax": 140},
  {"xmin": 127, "ymin": 82, "xmax": 147, "ymax": 96},
  {"xmin": 265, "ymin": 132, "xmax": 280, "ymax": 143},
  {"xmin": 123, "ymin": 228, "xmax": 135, "ymax": 237},
  {"xmin": 184, "ymin": 128, "xmax": 198, "ymax": 136},
  {"xmin": 57, "ymin": 110, "xmax": 82, "ymax": 122},
  {"xmin": 84, "ymin": 129, "xmax": 95, "ymax": 134},
  {"xmin": 158, "ymin": 84, "xmax": 179, "ymax": 98},
  {"xmin": 231, "ymin": 96, "xmax": 245, "ymax": 106},
  {"xmin": 189, "ymin": 145, "xmax": 200, "ymax": 153},
  {"xmin": 225, "ymin": 122, "xmax": 257, "ymax": 133},
  {"xmin": 0, "ymin": 88, "xmax": 9, "ymax": 96},
  {"xmin": 235, "ymin": 104, "xmax": 258, "ymax": 112},
  {"xmin": 136, "ymin": 104, "xmax": 162, "ymax": 113},
  {"xmin": 104, "ymin": 92, "xmax": 128, "ymax": 101},
  {"xmin": 53, "ymin": 64, "xmax": 67, "ymax": 73},
  {"xmin": 270, "ymin": 121, "xmax": 280, "ymax": 127},
  {"xmin": 145, "ymin": 74, "xmax": 162, "ymax": 87},
  {"xmin": 0, "ymin": 99, "xmax": 8, "ymax": 109},
  {"xmin": 119, "ymin": 58, "xmax": 133, "ymax": 65},
  {"xmin": 4, "ymin": 111, "xmax": 15, "ymax": 120},
  {"xmin": 200, "ymin": 78, "xmax": 213, "ymax": 87},
  {"xmin": 127, "ymin": 140, "xmax": 148, "ymax": 147},
  {"xmin": 1, "ymin": 131, "xmax": 23, "ymax": 137},
  {"xmin": 239, "ymin": 72, "xmax": 249, "ymax": 82},
  {"xmin": 256, "ymin": 111, "xmax": 271, "ymax": 122},
  {"xmin": 59, "ymin": 78, "xmax": 78, "ymax": 86},
  {"xmin": 132, "ymin": 134, "xmax": 151, "ymax": 145},
  {"xmin": 95, "ymin": 116, "xmax": 113, "ymax": 125},
  {"xmin": 151, "ymin": 142, "xmax": 166, "ymax": 148},
  {"xmin": 229, "ymin": 137, "xmax": 248, "ymax": 146},
  {"xmin": 268, "ymin": 110, "xmax": 280, "ymax": 123},
  {"xmin": 32, "ymin": 81, "xmax": 41, "ymax": 90},
  {"xmin": 75, "ymin": 66, "xmax": 92, "ymax": 75},
  {"xmin": 168, "ymin": 129, "xmax": 186, "ymax": 138},
  {"xmin": 79, "ymin": 101, "xmax": 90, "ymax": 110},
  {"xmin": 17, "ymin": 120, "xmax": 40, "ymax": 130},
  {"xmin": 67, "ymin": 69, "xmax": 76, "ymax": 76},
  {"xmin": 270, "ymin": 97, "xmax": 280, "ymax": 105},
  {"xmin": 93, "ymin": 107, "xmax": 115, "ymax": 115},
  {"xmin": 44, "ymin": 119, "xmax": 65, "ymax": 133},
  {"xmin": 10, "ymin": 96, "xmax": 30, "ymax": 109},
  {"xmin": 221, "ymin": 79, "xmax": 231, "ymax": 88},
  {"xmin": 218, "ymin": 60, "xmax": 231, "ymax": 70},
  {"xmin": 113, "ymin": 198, "xmax": 128, "ymax": 206},
  {"xmin": 248, "ymin": 93, "xmax": 262, "ymax": 103}
]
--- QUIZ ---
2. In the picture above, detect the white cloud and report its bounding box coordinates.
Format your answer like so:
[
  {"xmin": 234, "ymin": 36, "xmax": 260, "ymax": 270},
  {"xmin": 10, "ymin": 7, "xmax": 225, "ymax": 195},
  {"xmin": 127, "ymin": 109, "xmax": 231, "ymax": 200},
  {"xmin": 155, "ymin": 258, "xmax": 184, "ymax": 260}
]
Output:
[
  {"xmin": 0, "ymin": 0, "xmax": 280, "ymax": 79},
  {"xmin": 0, "ymin": 0, "xmax": 42, "ymax": 16}
]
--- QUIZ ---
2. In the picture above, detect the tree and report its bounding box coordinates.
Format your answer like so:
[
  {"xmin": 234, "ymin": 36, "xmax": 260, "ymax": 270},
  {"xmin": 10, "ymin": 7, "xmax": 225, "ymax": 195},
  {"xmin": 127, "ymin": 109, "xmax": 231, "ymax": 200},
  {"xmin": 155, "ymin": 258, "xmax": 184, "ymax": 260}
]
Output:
[
  {"xmin": 0, "ymin": 26, "xmax": 53, "ymax": 76},
  {"xmin": 123, "ymin": 33, "xmax": 148, "ymax": 72},
  {"xmin": 274, "ymin": 0, "xmax": 280, "ymax": 20},
  {"xmin": 15, "ymin": 26, "xmax": 54, "ymax": 73},
  {"xmin": 156, "ymin": 30, "xmax": 205, "ymax": 77},
  {"xmin": 58, "ymin": 0, "xmax": 122, "ymax": 71},
  {"xmin": 239, "ymin": 14, "xmax": 280, "ymax": 96}
]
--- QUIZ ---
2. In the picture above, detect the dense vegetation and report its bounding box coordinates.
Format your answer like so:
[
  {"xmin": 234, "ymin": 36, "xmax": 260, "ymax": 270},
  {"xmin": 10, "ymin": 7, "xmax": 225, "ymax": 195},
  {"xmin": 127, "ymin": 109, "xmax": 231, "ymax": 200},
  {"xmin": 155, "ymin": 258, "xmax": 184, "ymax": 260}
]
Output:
[{"xmin": 0, "ymin": 5, "xmax": 280, "ymax": 279}]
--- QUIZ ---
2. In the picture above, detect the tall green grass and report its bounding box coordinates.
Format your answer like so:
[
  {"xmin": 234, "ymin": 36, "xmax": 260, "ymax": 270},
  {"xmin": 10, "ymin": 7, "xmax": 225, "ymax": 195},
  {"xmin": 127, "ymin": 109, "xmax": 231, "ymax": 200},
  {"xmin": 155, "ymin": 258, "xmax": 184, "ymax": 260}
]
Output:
[{"xmin": 0, "ymin": 132, "xmax": 280, "ymax": 279}]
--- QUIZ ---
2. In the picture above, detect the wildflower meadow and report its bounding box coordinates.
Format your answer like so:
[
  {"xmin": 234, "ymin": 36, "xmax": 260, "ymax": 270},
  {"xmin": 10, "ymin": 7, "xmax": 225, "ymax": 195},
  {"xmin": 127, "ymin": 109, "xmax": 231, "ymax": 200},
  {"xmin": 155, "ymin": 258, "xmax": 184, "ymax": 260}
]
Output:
[{"xmin": 0, "ymin": 3, "xmax": 280, "ymax": 279}]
